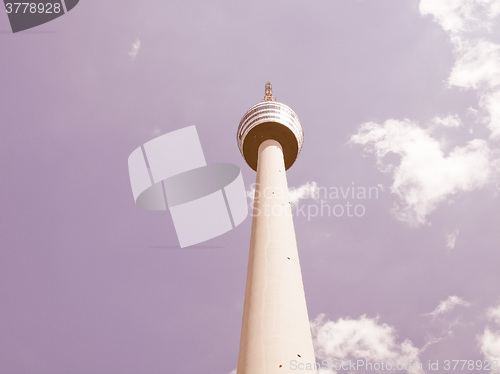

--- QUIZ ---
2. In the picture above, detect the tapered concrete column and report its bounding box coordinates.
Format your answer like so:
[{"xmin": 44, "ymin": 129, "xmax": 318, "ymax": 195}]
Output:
[{"xmin": 236, "ymin": 139, "xmax": 317, "ymax": 373}]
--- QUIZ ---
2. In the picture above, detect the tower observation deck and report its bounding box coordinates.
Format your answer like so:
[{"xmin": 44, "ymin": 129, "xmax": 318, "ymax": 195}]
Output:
[
  {"xmin": 237, "ymin": 82, "xmax": 304, "ymax": 171},
  {"xmin": 236, "ymin": 83, "xmax": 317, "ymax": 373}
]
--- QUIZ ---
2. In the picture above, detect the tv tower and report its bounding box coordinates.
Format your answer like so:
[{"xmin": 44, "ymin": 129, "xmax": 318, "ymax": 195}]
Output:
[{"xmin": 236, "ymin": 83, "xmax": 317, "ymax": 373}]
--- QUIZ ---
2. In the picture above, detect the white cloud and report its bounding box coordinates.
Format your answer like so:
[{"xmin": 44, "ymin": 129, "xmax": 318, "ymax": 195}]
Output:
[
  {"xmin": 419, "ymin": 0, "xmax": 500, "ymax": 34},
  {"xmin": 311, "ymin": 314, "xmax": 423, "ymax": 374},
  {"xmin": 446, "ymin": 229, "xmax": 460, "ymax": 251},
  {"xmin": 481, "ymin": 90, "xmax": 500, "ymax": 139},
  {"xmin": 419, "ymin": 0, "xmax": 469, "ymax": 34},
  {"xmin": 449, "ymin": 39, "xmax": 500, "ymax": 90},
  {"xmin": 288, "ymin": 182, "xmax": 319, "ymax": 206},
  {"xmin": 246, "ymin": 181, "xmax": 319, "ymax": 207},
  {"xmin": 432, "ymin": 114, "xmax": 463, "ymax": 128},
  {"xmin": 488, "ymin": 305, "xmax": 500, "ymax": 325},
  {"xmin": 478, "ymin": 328, "xmax": 500, "ymax": 371},
  {"xmin": 478, "ymin": 304, "xmax": 500, "ymax": 371},
  {"xmin": 353, "ymin": 1, "xmax": 500, "ymax": 225},
  {"xmin": 350, "ymin": 119, "xmax": 491, "ymax": 225},
  {"xmin": 426, "ymin": 296, "xmax": 471, "ymax": 318},
  {"xmin": 129, "ymin": 38, "xmax": 141, "ymax": 58},
  {"xmin": 448, "ymin": 36, "xmax": 500, "ymax": 139},
  {"xmin": 418, "ymin": 0, "xmax": 500, "ymax": 140}
]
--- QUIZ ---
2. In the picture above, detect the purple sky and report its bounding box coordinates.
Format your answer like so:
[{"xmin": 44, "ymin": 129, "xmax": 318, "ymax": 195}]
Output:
[{"xmin": 1, "ymin": 1, "xmax": 500, "ymax": 373}]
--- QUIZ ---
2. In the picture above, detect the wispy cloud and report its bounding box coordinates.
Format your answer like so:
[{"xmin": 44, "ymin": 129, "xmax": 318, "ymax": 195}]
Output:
[
  {"xmin": 426, "ymin": 296, "xmax": 471, "ymax": 318},
  {"xmin": 129, "ymin": 38, "xmax": 141, "ymax": 59},
  {"xmin": 432, "ymin": 114, "xmax": 462, "ymax": 128},
  {"xmin": 350, "ymin": 119, "xmax": 491, "ymax": 225},
  {"xmin": 446, "ymin": 229, "xmax": 460, "ymax": 251},
  {"xmin": 420, "ymin": 296, "xmax": 473, "ymax": 352},
  {"xmin": 311, "ymin": 314, "xmax": 423, "ymax": 374}
]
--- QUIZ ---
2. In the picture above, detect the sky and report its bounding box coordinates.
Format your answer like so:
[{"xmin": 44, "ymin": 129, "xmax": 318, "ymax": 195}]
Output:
[{"xmin": 1, "ymin": 0, "xmax": 500, "ymax": 373}]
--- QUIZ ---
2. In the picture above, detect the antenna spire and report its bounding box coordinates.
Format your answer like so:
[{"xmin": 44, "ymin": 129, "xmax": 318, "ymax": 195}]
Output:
[{"xmin": 264, "ymin": 81, "xmax": 275, "ymax": 102}]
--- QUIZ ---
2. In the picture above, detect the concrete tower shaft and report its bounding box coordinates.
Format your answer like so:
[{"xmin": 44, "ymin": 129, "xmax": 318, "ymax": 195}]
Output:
[{"xmin": 236, "ymin": 84, "xmax": 316, "ymax": 374}]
